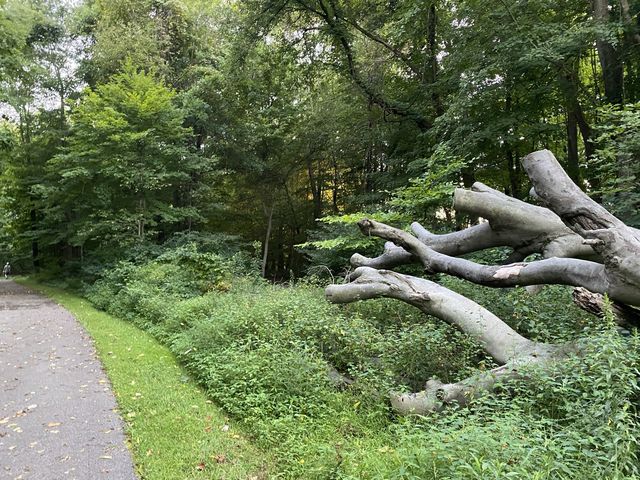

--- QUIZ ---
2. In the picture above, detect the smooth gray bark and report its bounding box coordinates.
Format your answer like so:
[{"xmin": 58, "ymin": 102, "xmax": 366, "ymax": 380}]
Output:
[
  {"xmin": 357, "ymin": 218, "xmax": 610, "ymax": 296},
  {"xmin": 261, "ymin": 203, "xmax": 274, "ymax": 278},
  {"xmin": 523, "ymin": 150, "xmax": 640, "ymax": 306},
  {"xmin": 325, "ymin": 149, "xmax": 640, "ymax": 414},
  {"xmin": 327, "ymin": 267, "xmax": 552, "ymax": 364},
  {"xmin": 326, "ymin": 267, "xmax": 563, "ymax": 415},
  {"xmin": 353, "ymin": 181, "xmax": 598, "ymax": 271}
]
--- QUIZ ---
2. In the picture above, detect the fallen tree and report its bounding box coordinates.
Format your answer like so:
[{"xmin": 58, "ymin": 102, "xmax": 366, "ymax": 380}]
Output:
[{"xmin": 325, "ymin": 150, "xmax": 640, "ymax": 414}]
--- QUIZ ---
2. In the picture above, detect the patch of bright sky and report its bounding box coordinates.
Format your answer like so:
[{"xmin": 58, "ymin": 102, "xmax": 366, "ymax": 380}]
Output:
[{"xmin": 1, "ymin": 0, "xmax": 86, "ymax": 121}]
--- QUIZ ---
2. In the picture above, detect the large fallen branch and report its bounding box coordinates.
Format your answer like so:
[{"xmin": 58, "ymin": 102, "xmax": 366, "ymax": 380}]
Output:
[
  {"xmin": 327, "ymin": 267, "xmax": 551, "ymax": 363},
  {"xmin": 353, "ymin": 180, "xmax": 599, "ymax": 270},
  {"xmin": 327, "ymin": 267, "xmax": 568, "ymax": 414},
  {"xmin": 356, "ymin": 218, "xmax": 610, "ymax": 296},
  {"xmin": 325, "ymin": 150, "xmax": 640, "ymax": 414},
  {"xmin": 523, "ymin": 150, "xmax": 640, "ymax": 305}
]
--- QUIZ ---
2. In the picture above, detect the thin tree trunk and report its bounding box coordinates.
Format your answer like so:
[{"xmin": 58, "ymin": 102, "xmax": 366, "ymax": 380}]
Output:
[
  {"xmin": 507, "ymin": 149, "xmax": 521, "ymax": 198},
  {"xmin": 306, "ymin": 156, "xmax": 322, "ymax": 219},
  {"xmin": 364, "ymin": 99, "xmax": 374, "ymax": 195},
  {"xmin": 460, "ymin": 168, "xmax": 478, "ymax": 226},
  {"xmin": 558, "ymin": 63, "xmax": 592, "ymax": 187},
  {"xmin": 261, "ymin": 203, "xmax": 274, "ymax": 278},
  {"xmin": 30, "ymin": 208, "xmax": 39, "ymax": 270},
  {"xmin": 505, "ymin": 90, "xmax": 521, "ymax": 198},
  {"xmin": 566, "ymin": 109, "xmax": 580, "ymax": 183},
  {"xmin": 574, "ymin": 102, "xmax": 594, "ymax": 159},
  {"xmin": 427, "ymin": 3, "xmax": 444, "ymax": 116},
  {"xmin": 593, "ymin": 0, "xmax": 624, "ymax": 104},
  {"xmin": 138, "ymin": 197, "xmax": 146, "ymax": 240},
  {"xmin": 332, "ymin": 156, "xmax": 339, "ymax": 213}
]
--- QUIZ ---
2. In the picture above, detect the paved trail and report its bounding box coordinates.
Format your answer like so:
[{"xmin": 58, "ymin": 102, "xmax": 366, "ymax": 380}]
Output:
[{"xmin": 0, "ymin": 281, "xmax": 137, "ymax": 480}]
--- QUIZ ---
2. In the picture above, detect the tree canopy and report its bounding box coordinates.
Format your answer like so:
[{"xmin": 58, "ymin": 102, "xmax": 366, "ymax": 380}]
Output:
[
  {"xmin": 2, "ymin": 1, "xmax": 640, "ymax": 478},
  {"xmin": 1, "ymin": 0, "xmax": 638, "ymax": 273}
]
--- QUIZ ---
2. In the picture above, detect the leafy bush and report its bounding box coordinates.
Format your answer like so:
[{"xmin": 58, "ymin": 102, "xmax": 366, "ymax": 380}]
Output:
[
  {"xmin": 338, "ymin": 328, "xmax": 640, "ymax": 480},
  {"xmin": 84, "ymin": 250, "xmax": 640, "ymax": 478}
]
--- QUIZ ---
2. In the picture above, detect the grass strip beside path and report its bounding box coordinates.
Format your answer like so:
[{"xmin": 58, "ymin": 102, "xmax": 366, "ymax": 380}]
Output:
[{"xmin": 18, "ymin": 279, "xmax": 269, "ymax": 480}]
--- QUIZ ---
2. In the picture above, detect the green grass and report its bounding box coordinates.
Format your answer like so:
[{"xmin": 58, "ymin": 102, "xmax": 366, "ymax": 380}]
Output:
[{"xmin": 17, "ymin": 278, "xmax": 270, "ymax": 480}]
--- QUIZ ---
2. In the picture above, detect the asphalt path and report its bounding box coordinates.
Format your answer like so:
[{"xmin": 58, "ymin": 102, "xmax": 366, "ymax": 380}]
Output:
[{"xmin": 0, "ymin": 280, "xmax": 138, "ymax": 480}]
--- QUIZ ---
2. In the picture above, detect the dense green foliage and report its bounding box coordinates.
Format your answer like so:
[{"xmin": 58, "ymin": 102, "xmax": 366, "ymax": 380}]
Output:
[
  {"xmin": 2, "ymin": 0, "xmax": 640, "ymax": 477},
  {"xmin": 592, "ymin": 103, "xmax": 640, "ymax": 227},
  {"xmin": 78, "ymin": 253, "xmax": 640, "ymax": 479},
  {"xmin": 47, "ymin": 63, "xmax": 203, "ymax": 252},
  {"xmin": 2, "ymin": 0, "xmax": 639, "ymax": 275}
]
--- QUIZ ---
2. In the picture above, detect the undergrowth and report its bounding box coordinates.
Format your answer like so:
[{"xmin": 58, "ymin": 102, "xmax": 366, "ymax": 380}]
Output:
[
  {"xmin": 18, "ymin": 278, "xmax": 270, "ymax": 480},
  {"xmin": 77, "ymin": 244, "xmax": 640, "ymax": 479}
]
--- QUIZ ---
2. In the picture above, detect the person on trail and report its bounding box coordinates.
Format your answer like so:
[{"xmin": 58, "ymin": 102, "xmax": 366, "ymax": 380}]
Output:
[{"xmin": 3, "ymin": 262, "xmax": 10, "ymax": 279}]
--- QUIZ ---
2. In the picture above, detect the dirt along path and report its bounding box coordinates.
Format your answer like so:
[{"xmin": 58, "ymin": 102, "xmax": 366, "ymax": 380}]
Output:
[{"xmin": 0, "ymin": 280, "xmax": 138, "ymax": 480}]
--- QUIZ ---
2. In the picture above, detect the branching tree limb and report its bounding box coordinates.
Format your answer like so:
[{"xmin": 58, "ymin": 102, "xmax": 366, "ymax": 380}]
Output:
[
  {"xmin": 523, "ymin": 150, "xmax": 640, "ymax": 306},
  {"xmin": 357, "ymin": 218, "xmax": 609, "ymax": 295},
  {"xmin": 326, "ymin": 267, "xmax": 554, "ymax": 364},
  {"xmin": 353, "ymin": 180, "xmax": 600, "ymax": 271},
  {"xmin": 326, "ymin": 150, "xmax": 640, "ymax": 414}
]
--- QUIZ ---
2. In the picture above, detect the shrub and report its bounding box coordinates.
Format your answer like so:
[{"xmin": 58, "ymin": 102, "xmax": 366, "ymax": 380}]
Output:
[
  {"xmin": 337, "ymin": 329, "xmax": 640, "ymax": 480},
  {"xmin": 83, "ymin": 248, "xmax": 640, "ymax": 478}
]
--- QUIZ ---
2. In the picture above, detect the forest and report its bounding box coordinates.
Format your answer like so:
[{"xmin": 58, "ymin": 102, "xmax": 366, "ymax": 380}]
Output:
[{"xmin": 1, "ymin": 0, "xmax": 640, "ymax": 478}]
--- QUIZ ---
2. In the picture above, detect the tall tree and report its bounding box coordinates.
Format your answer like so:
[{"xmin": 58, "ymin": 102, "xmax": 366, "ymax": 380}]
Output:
[{"xmin": 46, "ymin": 63, "xmax": 201, "ymax": 256}]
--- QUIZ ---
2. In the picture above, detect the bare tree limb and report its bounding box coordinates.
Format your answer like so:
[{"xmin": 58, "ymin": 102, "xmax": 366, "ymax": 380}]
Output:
[
  {"xmin": 356, "ymin": 219, "xmax": 609, "ymax": 295},
  {"xmin": 351, "ymin": 181, "xmax": 598, "ymax": 271},
  {"xmin": 326, "ymin": 267, "xmax": 565, "ymax": 414},
  {"xmin": 351, "ymin": 241, "xmax": 413, "ymax": 269},
  {"xmin": 523, "ymin": 150, "xmax": 640, "ymax": 305},
  {"xmin": 326, "ymin": 267, "xmax": 553, "ymax": 364},
  {"xmin": 391, "ymin": 362, "xmax": 528, "ymax": 415}
]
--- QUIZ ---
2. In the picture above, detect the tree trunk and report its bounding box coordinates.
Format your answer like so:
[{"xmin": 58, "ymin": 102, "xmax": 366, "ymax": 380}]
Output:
[
  {"xmin": 558, "ymin": 61, "xmax": 593, "ymax": 177},
  {"xmin": 332, "ymin": 156, "xmax": 339, "ymax": 213},
  {"xmin": 261, "ymin": 203, "xmax": 274, "ymax": 278},
  {"xmin": 505, "ymin": 91, "xmax": 522, "ymax": 198},
  {"xmin": 306, "ymin": 155, "xmax": 323, "ymax": 219},
  {"xmin": 326, "ymin": 149, "xmax": 640, "ymax": 414},
  {"xmin": 593, "ymin": 0, "xmax": 624, "ymax": 104},
  {"xmin": 459, "ymin": 167, "xmax": 477, "ymax": 226},
  {"xmin": 506, "ymin": 149, "xmax": 522, "ymax": 198},
  {"xmin": 426, "ymin": 3, "xmax": 444, "ymax": 116},
  {"xmin": 137, "ymin": 197, "xmax": 146, "ymax": 240},
  {"xmin": 566, "ymin": 109, "xmax": 580, "ymax": 183},
  {"xmin": 30, "ymin": 208, "xmax": 39, "ymax": 270}
]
